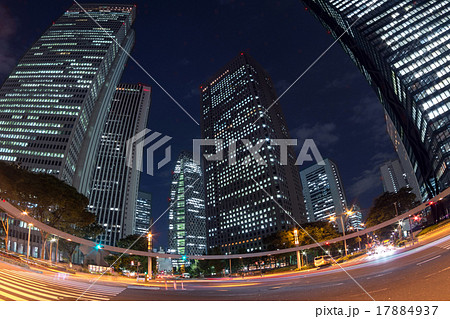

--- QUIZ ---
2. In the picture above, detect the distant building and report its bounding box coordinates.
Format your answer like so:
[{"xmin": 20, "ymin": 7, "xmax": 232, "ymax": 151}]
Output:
[
  {"xmin": 88, "ymin": 84, "xmax": 151, "ymax": 246},
  {"xmin": 168, "ymin": 151, "xmax": 206, "ymax": 268},
  {"xmin": 385, "ymin": 116, "xmax": 423, "ymax": 201},
  {"xmin": 135, "ymin": 192, "xmax": 152, "ymax": 236},
  {"xmin": 0, "ymin": 214, "xmax": 42, "ymax": 258},
  {"xmin": 347, "ymin": 204, "xmax": 364, "ymax": 231},
  {"xmin": 380, "ymin": 160, "xmax": 409, "ymax": 194},
  {"xmin": 200, "ymin": 52, "xmax": 306, "ymax": 254},
  {"xmin": 155, "ymin": 247, "xmax": 173, "ymax": 273},
  {"xmin": 300, "ymin": 158, "xmax": 347, "ymax": 224}
]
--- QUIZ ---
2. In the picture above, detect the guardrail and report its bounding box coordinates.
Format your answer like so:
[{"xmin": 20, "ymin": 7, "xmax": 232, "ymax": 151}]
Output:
[{"xmin": 1, "ymin": 187, "xmax": 449, "ymax": 260}]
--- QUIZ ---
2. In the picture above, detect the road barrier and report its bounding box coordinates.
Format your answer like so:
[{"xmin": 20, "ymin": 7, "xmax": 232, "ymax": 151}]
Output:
[{"xmin": 1, "ymin": 187, "xmax": 449, "ymax": 260}]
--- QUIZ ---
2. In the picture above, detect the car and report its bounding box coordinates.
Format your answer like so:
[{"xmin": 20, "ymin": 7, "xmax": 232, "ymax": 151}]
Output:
[
  {"xmin": 314, "ymin": 255, "xmax": 333, "ymax": 267},
  {"xmin": 181, "ymin": 273, "xmax": 190, "ymax": 279}
]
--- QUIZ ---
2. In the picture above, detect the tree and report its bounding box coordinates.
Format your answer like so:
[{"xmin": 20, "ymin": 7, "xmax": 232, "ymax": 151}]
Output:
[
  {"xmin": 104, "ymin": 234, "xmax": 156, "ymax": 273},
  {"xmin": 198, "ymin": 247, "xmax": 225, "ymax": 276},
  {"xmin": 366, "ymin": 187, "xmax": 420, "ymax": 238},
  {"xmin": 0, "ymin": 161, "xmax": 101, "ymax": 259},
  {"xmin": 58, "ymin": 223, "xmax": 104, "ymax": 265}
]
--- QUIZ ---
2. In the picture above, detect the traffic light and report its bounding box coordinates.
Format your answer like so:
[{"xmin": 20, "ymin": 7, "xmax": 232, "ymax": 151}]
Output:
[
  {"xmin": 181, "ymin": 255, "xmax": 187, "ymax": 261},
  {"xmin": 95, "ymin": 244, "xmax": 102, "ymax": 250}
]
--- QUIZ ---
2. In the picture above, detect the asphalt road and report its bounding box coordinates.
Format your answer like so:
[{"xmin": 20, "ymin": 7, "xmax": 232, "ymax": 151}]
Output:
[
  {"xmin": 115, "ymin": 235, "xmax": 450, "ymax": 301},
  {"xmin": 0, "ymin": 231, "xmax": 448, "ymax": 301}
]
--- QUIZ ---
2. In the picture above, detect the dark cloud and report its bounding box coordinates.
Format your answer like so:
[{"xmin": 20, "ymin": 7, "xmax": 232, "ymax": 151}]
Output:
[
  {"xmin": 183, "ymin": 87, "xmax": 200, "ymax": 100},
  {"xmin": 0, "ymin": 5, "xmax": 17, "ymax": 78},
  {"xmin": 324, "ymin": 71, "xmax": 361, "ymax": 90},
  {"xmin": 350, "ymin": 95, "xmax": 389, "ymax": 146},
  {"xmin": 347, "ymin": 152, "xmax": 392, "ymax": 199},
  {"xmin": 294, "ymin": 122, "xmax": 339, "ymax": 149},
  {"xmin": 275, "ymin": 79, "xmax": 290, "ymax": 92}
]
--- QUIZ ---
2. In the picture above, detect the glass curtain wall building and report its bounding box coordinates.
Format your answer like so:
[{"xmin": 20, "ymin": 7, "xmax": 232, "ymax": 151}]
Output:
[
  {"xmin": 0, "ymin": 4, "xmax": 136, "ymax": 196},
  {"xmin": 88, "ymin": 84, "xmax": 151, "ymax": 246},
  {"xmin": 168, "ymin": 151, "xmax": 206, "ymax": 268},
  {"xmin": 200, "ymin": 53, "xmax": 306, "ymax": 254},
  {"xmin": 302, "ymin": 0, "xmax": 450, "ymax": 200},
  {"xmin": 135, "ymin": 191, "xmax": 152, "ymax": 236},
  {"xmin": 300, "ymin": 158, "xmax": 348, "ymax": 224}
]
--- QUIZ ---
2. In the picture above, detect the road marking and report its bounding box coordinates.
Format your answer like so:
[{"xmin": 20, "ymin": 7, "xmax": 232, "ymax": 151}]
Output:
[
  {"xmin": 0, "ymin": 269, "xmax": 123, "ymax": 300},
  {"xmin": 438, "ymin": 242, "xmax": 450, "ymax": 250},
  {"xmin": 368, "ymin": 288, "xmax": 388, "ymax": 294},
  {"xmin": 425, "ymin": 266, "xmax": 450, "ymax": 279},
  {"xmin": 0, "ymin": 287, "xmax": 28, "ymax": 301},
  {"xmin": 127, "ymin": 285, "xmax": 160, "ymax": 290},
  {"xmin": 416, "ymin": 255, "xmax": 442, "ymax": 266}
]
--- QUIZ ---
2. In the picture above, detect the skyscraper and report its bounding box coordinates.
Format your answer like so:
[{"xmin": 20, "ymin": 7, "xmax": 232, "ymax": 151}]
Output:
[
  {"xmin": 300, "ymin": 158, "xmax": 347, "ymax": 223},
  {"xmin": 0, "ymin": 4, "xmax": 136, "ymax": 196},
  {"xmin": 200, "ymin": 53, "xmax": 306, "ymax": 254},
  {"xmin": 88, "ymin": 84, "xmax": 151, "ymax": 246},
  {"xmin": 380, "ymin": 159, "xmax": 408, "ymax": 193},
  {"xmin": 302, "ymin": 0, "xmax": 450, "ymax": 199},
  {"xmin": 168, "ymin": 151, "xmax": 206, "ymax": 268},
  {"xmin": 380, "ymin": 159, "xmax": 421, "ymax": 200},
  {"xmin": 135, "ymin": 191, "xmax": 152, "ymax": 236},
  {"xmin": 347, "ymin": 204, "xmax": 364, "ymax": 231}
]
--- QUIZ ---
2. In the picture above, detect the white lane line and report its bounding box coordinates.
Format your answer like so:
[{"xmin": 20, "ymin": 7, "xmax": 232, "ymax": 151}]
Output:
[
  {"xmin": 425, "ymin": 266, "xmax": 450, "ymax": 279},
  {"xmin": 127, "ymin": 285, "xmax": 160, "ymax": 290},
  {"xmin": 417, "ymin": 255, "xmax": 441, "ymax": 266}
]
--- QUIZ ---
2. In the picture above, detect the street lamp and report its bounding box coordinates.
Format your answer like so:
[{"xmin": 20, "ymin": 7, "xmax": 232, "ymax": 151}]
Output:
[
  {"xmin": 293, "ymin": 229, "xmax": 301, "ymax": 269},
  {"xmin": 147, "ymin": 232, "xmax": 152, "ymax": 280},
  {"xmin": 27, "ymin": 223, "xmax": 33, "ymax": 260},
  {"xmin": 329, "ymin": 209, "xmax": 354, "ymax": 257}
]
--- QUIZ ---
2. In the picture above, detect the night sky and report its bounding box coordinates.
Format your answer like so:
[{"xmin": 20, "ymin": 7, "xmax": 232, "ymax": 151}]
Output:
[{"xmin": 1, "ymin": 0, "xmax": 396, "ymax": 249}]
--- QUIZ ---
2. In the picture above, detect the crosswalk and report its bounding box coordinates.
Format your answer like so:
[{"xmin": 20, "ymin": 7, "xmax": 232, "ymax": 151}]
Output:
[
  {"xmin": 437, "ymin": 241, "xmax": 450, "ymax": 250},
  {"xmin": 0, "ymin": 269, "xmax": 126, "ymax": 301}
]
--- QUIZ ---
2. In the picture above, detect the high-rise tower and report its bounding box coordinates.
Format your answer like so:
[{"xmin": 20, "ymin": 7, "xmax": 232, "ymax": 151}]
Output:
[
  {"xmin": 168, "ymin": 151, "xmax": 206, "ymax": 268},
  {"xmin": 135, "ymin": 191, "xmax": 152, "ymax": 236},
  {"xmin": 302, "ymin": 0, "xmax": 450, "ymax": 199},
  {"xmin": 88, "ymin": 84, "xmax": 151, "ymax": 246},
  {"xmin": 300, "ymin": 158, "xmax": 348, "ymax": 223},
  {"xmin": 0, "ymin": 4, "xmax": 136, "ymax": 196},
  {"xmin": 200, "ymin": 53, "xmax": 307, "ymax": 254}
]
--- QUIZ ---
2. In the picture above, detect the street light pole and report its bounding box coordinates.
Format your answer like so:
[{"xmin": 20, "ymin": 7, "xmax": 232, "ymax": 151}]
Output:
[
  {"xmin": 339, "ymin": 215, "xmax": 348, "ymax": 257},
  {"xmin": 27, "ymin": 223, "xmax": 32, "ymax": 259},
  {"xmin": 294, "ymin": 229, "xmax": 301, "ymax": 269},
  {"xmin": 147, "ymin": 233, "xmax": 152, "ymax": 280}
]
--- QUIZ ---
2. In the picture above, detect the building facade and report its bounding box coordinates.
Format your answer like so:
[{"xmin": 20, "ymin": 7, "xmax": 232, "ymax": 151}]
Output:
[
  {"xmin": 347, "ymin": 204, "xmax": 364, "ymax": 231},
  {"xmin": 303, "ymin": 0, "xmax": 450, "ymax": 200},
  {"xmin": 380, "ymin": 159, "xmax": 409, "ymax": 194},
  {"xmin": 135, "ymin": 191, "xmax": 152, "ymax": 236},
  {"xmin": 168, "ymin": 151, "xmax": 206, "ymax": 268},
  {"xmin": 380, "ymin": 159, "xmax": 421, "ymax": 201},
  {"xmin": 88, "ymin": 84, "xmax": 151, "ymax": 246},
  {"xmin": 200, "ymin": 53, "xmax": 307, "ymax": 254},
  {"xmin": 300, "ymin": 158, "xmax": 348, "ymax": 223},
  {"xmin": 0, "ymin": 4, "xmax": 136, "ymax": 196}
]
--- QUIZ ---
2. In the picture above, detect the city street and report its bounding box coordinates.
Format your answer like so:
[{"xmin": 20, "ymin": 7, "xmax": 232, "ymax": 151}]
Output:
[{"xmin": 1, "ymin": 229, "xmax": 449, "ymax": 301}]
